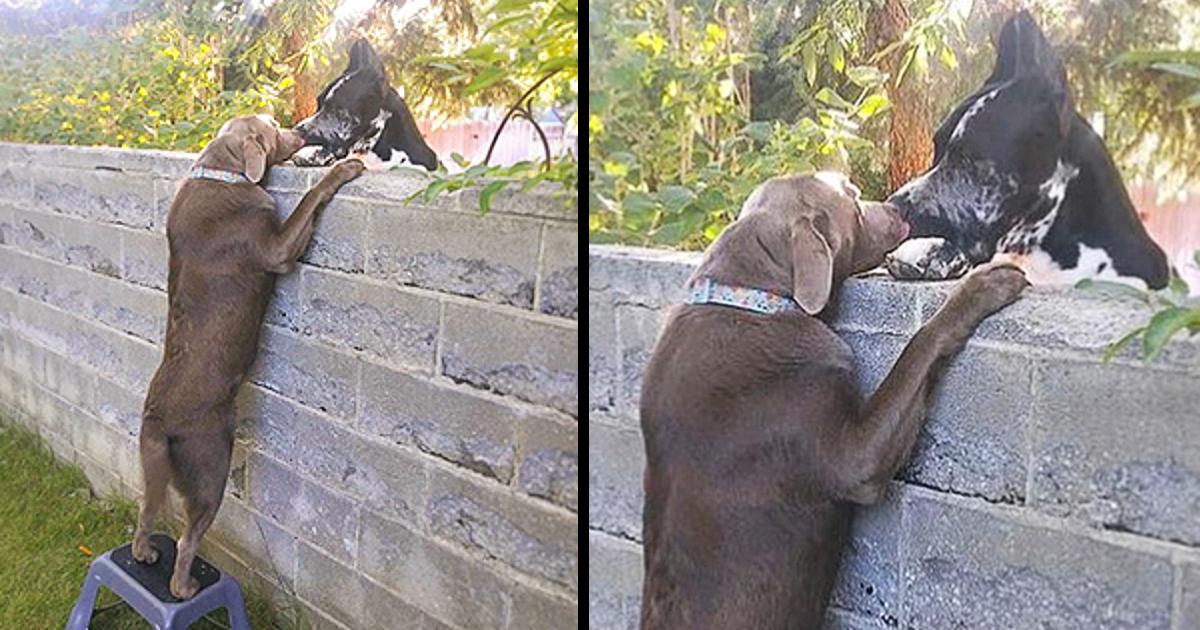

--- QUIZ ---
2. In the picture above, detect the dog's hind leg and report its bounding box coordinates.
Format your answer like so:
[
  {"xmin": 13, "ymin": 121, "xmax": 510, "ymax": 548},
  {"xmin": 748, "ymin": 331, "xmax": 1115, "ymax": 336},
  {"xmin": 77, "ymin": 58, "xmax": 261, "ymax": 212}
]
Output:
[
  {"xmin": 168, "ymin": 431, "xmax": 232, "ymax": 600},
  {"xmin": 133, "ymin": 422, "xmax": 170, "ymax": 564}
]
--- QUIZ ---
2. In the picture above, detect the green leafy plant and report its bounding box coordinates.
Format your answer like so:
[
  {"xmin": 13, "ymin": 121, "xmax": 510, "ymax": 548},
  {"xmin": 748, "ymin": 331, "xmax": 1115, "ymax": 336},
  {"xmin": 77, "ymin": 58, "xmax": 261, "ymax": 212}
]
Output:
[
  {"xmin": 1077, "ymin": 252, "xmax": 1200, "ymax": 361},
  {"xmin": 409, "ymin": 0, "xmax": 579, "ymax": 213}
]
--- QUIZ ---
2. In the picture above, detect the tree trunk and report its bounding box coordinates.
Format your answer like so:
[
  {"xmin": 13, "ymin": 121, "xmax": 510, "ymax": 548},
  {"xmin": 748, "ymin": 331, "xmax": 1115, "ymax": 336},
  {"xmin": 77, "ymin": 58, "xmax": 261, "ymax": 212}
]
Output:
[
  {"xmin": 867, "ymin": 0, "xmax": 932, "ymax": 194},
  {"xmin": 285, "ymin": 26, "xmax": 317, "ymax": 122}
]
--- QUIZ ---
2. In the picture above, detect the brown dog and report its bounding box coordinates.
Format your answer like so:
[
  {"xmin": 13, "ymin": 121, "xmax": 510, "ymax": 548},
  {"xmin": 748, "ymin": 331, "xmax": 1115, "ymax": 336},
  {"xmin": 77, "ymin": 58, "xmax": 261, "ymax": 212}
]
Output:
[
  {"xmin": 639, "ymin": 173, "xmax": 1027, "ymax": 628},
  {"xmin": 131, "ymin": 114, "xmax": 364, "ymax": 599}
]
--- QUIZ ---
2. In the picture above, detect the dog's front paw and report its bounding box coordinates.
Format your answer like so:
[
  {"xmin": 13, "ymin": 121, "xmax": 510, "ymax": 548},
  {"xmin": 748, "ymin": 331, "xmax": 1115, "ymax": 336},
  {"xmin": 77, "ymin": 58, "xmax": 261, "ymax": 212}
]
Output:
[
  {"xmin": 170, "ymin": 573, "xmax": 200, "ymax": 600},
  {"xmin": 327, "ymin": 157, "xmax": 366, "ymax": 186},
  {"xmin": 132, "ymin": 537, "xmax": 159, "ymax": 564},
  {"xmin": 952, "ymin": 261, "xmax": 1029, "ymax": 317}
]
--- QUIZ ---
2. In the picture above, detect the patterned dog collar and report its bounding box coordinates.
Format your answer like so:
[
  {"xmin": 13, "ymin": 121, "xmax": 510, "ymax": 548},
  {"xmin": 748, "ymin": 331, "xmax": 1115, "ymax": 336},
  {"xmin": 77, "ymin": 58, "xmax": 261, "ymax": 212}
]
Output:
[
  {"xmin": 189, "ymin": 165, "xmax": 250, "ymax": 184},
  {"xmin": 687, "ymin": 278, "xmax": 799, "ymax": 314}
]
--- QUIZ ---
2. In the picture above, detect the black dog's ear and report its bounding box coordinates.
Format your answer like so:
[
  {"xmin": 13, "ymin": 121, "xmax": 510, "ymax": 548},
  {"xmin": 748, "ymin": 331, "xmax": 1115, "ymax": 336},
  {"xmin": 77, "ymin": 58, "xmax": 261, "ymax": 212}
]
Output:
[
  {"xmin": 347, "ymin": 39, "xmax": 385, "ymax": 76},
  {"xmin": 989, "ymin": 10, "xmax": 1073, "ymax": 135}
]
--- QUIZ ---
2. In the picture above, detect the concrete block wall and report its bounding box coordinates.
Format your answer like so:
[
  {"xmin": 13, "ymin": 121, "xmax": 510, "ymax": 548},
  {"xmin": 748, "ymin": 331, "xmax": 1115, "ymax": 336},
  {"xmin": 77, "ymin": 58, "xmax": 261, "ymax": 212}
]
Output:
[
  {"xmin": 589, "ymin": 244, "xmax": 1200, "ymax": 630},
  {"xmin": 0, "ymin": 141, "xmax": 579, "ymax": 630}
]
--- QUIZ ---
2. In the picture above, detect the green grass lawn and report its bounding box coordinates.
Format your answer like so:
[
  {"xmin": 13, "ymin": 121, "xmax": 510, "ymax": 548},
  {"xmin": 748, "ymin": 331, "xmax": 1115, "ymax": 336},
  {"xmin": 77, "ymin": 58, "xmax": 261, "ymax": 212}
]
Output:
[{"xmin": 0, "ymin": 421, "xmax": 286, "ymax": 629}]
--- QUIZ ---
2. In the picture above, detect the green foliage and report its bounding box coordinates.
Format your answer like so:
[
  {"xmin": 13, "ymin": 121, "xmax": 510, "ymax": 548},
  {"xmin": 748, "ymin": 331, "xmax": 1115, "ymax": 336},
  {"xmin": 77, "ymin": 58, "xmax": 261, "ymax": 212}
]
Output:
[
  {"xmin": 408, "ymin": 154, "xmax": 577, "ymax": 213},
  {"xmin": 410, "ymin": 0, "xmax": 579, "ymax": 213},
  {"xmin": 0, "ymin": 12, "xmax": 286, "ymax": 150},
  {"xmin": 588, "ymin": 0, "xmax": 904, "ymax": 248},
  {"xmin": 1078, "ymin": 263, "xmax": 1200, "ymax": 362}
]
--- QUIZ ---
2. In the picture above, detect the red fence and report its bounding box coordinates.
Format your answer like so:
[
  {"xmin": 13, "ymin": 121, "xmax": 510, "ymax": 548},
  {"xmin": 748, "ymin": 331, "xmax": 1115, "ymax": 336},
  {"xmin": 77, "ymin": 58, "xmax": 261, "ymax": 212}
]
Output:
[
  {"xmin": 1131, "ymin": 181, "xmax": 1200, "ymax": 293},
  {"xmin": 417, "ymin": 119, "xmax": 575, "ymax": 172}
]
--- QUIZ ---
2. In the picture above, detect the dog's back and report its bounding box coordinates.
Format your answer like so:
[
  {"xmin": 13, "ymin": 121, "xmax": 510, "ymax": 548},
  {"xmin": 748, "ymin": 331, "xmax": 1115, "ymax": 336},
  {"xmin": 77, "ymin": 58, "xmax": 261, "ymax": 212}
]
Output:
[
  {"xmin": 640, "ymin": 304, "xmax": 859, "ymax": 629},
  {"xmin": 142, "ymin": 179, "xmax": 278, "ymax": 427}
]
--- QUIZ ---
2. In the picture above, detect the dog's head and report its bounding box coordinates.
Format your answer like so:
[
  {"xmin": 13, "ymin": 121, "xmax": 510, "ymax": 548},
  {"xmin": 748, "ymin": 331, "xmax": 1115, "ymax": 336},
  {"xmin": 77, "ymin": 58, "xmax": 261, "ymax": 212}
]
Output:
[
  {"xmin": 293, "ymin": 39, "xmax": 437, "ymax": 170},
  {"xmin": 695, "ymin": 173, "xmax": 909, "ymax": 315},
  {"xmin": 197, "ymin": 114, "xmax": 304, "ymax": 183},
  {"xmin": 888, "ymin": 11, "xmax": 1074, "ymax": 251}
]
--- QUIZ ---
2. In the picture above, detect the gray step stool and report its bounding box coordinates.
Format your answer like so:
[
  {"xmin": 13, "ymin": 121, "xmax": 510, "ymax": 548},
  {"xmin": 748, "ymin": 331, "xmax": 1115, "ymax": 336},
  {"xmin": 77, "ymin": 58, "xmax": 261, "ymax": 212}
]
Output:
[{"xmin": 65, "ymin": 533, "xmax": 250, "ymax": 630}]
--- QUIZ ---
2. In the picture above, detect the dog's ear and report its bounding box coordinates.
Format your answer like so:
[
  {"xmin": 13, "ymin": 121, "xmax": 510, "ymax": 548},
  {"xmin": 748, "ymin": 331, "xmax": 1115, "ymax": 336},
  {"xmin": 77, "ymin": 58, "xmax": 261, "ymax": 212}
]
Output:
[
  {"xmin": 791, "ymin": 215, "xmax": 834, "ymax": 315},
  {"xmin": 989, "ymin": 10, "xmax": 1073, "ymax": 136},
  {"xmin": 242, "ymin": 134, "xmax": 267, "ymax": 183},
  {"xmin": 347, "ymin": 39, "xmax": 385, "ymax": 76}
]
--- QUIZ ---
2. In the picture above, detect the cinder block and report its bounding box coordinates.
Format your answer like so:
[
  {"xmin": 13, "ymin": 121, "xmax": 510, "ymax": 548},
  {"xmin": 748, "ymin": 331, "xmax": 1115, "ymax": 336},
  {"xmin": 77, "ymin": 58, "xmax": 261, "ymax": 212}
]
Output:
[
  {"xmin": 334, "ymin": 168, "xmax": 431, "ymax": 205},
  {"xmin": 1178, "ymin": 563, "xmax": 1200, "ymax": 630},
  {"xmin": 122, "ymin": 228, "xmax": 168, "ymax": 291},
  {"xmin": 588, "ymin": 421, "xmax": 644, "ymax": 542},
  {"xmin": 360, "ymin": 362, "xmax": 516, "ymax": 482},
  {"xmin": 919, "ymin": 284, "xmax": 1200, "ymax": 371},
  {"xmin": 82, "ymin": 273, "xmax": 167, "ymax": 345},
  {"xmin": 247, "ymin": 453, "xmax": 359, "ymax": 562},
  {"xmin": 614, "ymin": 304, "xmax": 668, "ymax": 419},
  {"xmin": 361, "ymin": 574, "xmax": 454, "ymax": 630},
  {"xmin": 587, "ymin": 245, "xmax": 697, "ymax": 308},
  {"xmin": 537, "ymin": 223, "xmax": 577, "ymax": 319},
  {"xmin": 1029, "ymin": 360, "xmax": 1200, "ymax": 544},
  {"xmin": 589, "ymin": 292, "xmax": 616, "ymax": 414},
  {"xmin": 38, "ymin": 145, "xmax": 196, "ymax": 179},
  {"xmin": 829, "ymin": 274, "xmax": 925, "ymax": 334},
  {"xmin": 251, "ymin": 326, "xmax": 359, "ymax": 420},
  {"xmin": 425, "ymin": 465, "xmax": 577, "ymax": 591},
  {"xmin": 93, "ymin": 375, "xmax": 143, "ymax": 437},
  {"xmin": 256, "ymin": 399, "xmax": 428, "ymax": 526},
  {"xmin": 207, "ymin": 496, "xmax": 298, "ymax": 590},
  {"xmin": 516, "ymin": 413, "xmax": 578, "ymax": 511},
  {"xmin": 260, "ymin": 164, "xmax": 312, "ymax": 193},
  {"xmin": 460, "ymin": 181, "xmax": 576, "ymax": 222},
  {"xmin": 301, "ymin": 268, "xmax": 439, "ymax": 372},
  {"xmin": 302, "ymin": 196, "xmax": 368, "ymax": 272},
  {"xmin": 366, "ymin": 205, "xmax": 541, "ymax": 309},
  {"xmin": 5, "ymin": 206, "xmax": 63, "ymax": 262},
  {"xmin": 358, "ymin": 509, "xmax": 511, "ymax": 629},
  {"xmin": 506, "ymin": 579, "xmax": 579, "ymax": 630},
  {"xmin": 902, "ymin": 491, "xmax": 1173, "ymax": 629},
  {"xmin": 234, "ymin": 385, "xmax": 300, "ymax": 463},
  {"xmin": 28, "ymin": 165, "xmax": 158, "ymax": 230},
  {"xmin": 296, "ymin": 543, "xmax": 366, "ymax": 629},
  {"xmin": 900, "ymin": 344, "xmax": 1033, "ymax": 503},
  {"xmin": 57, "ymin": 214, "xmax": 123, "ymax": 278},
  {"xmin": 0, "ymin": 161, "xmax": 32, "ymax": 206},
  {"xmin": 75, "ymin": 450, "xmax": 124, "ymax": 498},
  {"xmin": 40, "ymin": 348, "xmax": 96, "ymax": 409},
  {"xmin": 831, "ymin": 486, "xmax": 903, "ymax": 625},
  {"xmin": 588, "ymin": 530, "xmax": 643, "ymax": 630},
  {"xmin": 265, "ymin": 267, "xmax": 303, "ymax": 332},
  {"xmin": 441, "ymin": 302, "xmax": 577, "ymax": 417}
]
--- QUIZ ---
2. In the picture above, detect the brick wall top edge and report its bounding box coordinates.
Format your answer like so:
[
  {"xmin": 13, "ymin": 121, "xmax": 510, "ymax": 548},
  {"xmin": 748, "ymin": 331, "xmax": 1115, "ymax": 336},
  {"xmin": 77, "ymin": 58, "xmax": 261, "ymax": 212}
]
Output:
[
  {"xmin": 0, "ymin": 142, "xmax": 578, "ymax": 220},
  {"xmin": 588, "ymin": 244, "xmax": 1200, "ymax": 368}
]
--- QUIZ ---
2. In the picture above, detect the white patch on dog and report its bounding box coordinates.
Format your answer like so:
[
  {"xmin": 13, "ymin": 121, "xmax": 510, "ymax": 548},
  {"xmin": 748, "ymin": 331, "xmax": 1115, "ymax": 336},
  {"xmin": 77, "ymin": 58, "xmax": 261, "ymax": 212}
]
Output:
[
  {"xmin": 992, "ymin": 243, "xmax": 1147, "ymax": 289},
  {"xmin": 292, "ymin": 145, "xmax": 325, "ymax": 163},
  {"xmin": 997, "ymin": 160, "xmax": 1079, "ymax": 253},
  {"xmin": 885, "ymin": 236, "xmax": 972, "ymax": 280},
  {"xmin": 322, "ymin": 70, "xmax": 357, "ymax": 103},
  {"xmin": 951, "ymin": 85, "xmax": 1003, "ymax": 141},
  {"xmin": 892, "ymin": 159, "xmax": 1018, "ymax": 228},
  {"xmin": 356, "ymin": 148, "xmax": 412, "ymax": 170}
]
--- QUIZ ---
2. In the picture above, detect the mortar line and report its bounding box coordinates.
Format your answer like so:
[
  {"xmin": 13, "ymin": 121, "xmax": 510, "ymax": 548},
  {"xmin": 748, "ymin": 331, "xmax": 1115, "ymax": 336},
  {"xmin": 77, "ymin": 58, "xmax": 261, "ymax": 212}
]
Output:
[
  {"xmin": 532, "ymin": 221, "xmax": 548, "ymax": 312},
  {"xmin": 1172, "ymin": 560, "xmax": 1183, "ymax": 630},
  {"xmin": 1024, "ymin": 359, "xmax": 1038, "ymax": 506}
]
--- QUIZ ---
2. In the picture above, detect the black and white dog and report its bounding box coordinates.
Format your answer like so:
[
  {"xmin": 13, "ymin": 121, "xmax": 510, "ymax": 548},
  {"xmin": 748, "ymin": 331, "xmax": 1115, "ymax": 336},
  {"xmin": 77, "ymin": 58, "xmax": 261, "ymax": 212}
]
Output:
[
  {"xmin": 293, "ymin": 39, "xmax": 438, "ymax": 171},
  {"xmin": 886, "ymin": 11, "xmax": 1168, "ymax": 289}
]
